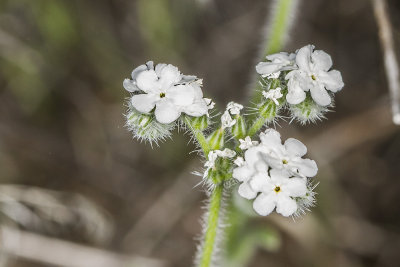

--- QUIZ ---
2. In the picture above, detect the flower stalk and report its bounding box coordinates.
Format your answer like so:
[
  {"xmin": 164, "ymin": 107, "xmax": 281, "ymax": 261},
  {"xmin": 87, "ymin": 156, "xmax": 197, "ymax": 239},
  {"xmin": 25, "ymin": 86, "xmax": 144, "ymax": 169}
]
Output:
[{"xmin": 198, "ymin": 184, "xmax": 224, "ymax": 267}]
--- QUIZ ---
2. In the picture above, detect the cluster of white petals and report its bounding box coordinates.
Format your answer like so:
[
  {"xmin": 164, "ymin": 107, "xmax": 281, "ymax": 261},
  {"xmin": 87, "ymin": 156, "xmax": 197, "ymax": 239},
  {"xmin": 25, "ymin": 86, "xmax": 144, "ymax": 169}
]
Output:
[
  {"xmin": 226, "ymin": 102, "xmax": 243, "ymax": 115},
  {"xmin": 204, "ymin": 149, "xmax": 236, "ymax": 178},
  {"xmin": 256, "ymin": 45, "xmax": 344, "ymax": 107},
  {"xmin": 262, "ymin": 87, "xmax": 283, "ymax": 105},
  {"xmin": 232, "ymin": 129, "xmax": 317, "ymax": 217},
  {"xmin": 124, "ymin": 61, "xmax": 210, "ymax": 124},
  {"xmin": 221, "ymin": 101, "xmax": 243, "ymax": 129},
  {"xmin": 239, "ymin": 136, "xmax": 259, "ymax": 150}
]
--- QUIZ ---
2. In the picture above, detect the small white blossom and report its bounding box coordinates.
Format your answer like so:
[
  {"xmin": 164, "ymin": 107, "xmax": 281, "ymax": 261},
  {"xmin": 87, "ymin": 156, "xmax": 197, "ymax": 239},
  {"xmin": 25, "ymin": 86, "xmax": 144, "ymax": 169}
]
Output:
[
  {"xmin": 204, "ymin": 149, "xmax": 236, "ymax": 178},
  {"xmin": 226, "ymin": 102, "xmax": 243, "ymax": 115},
  {"xmin": 234, "ymin": 156, "xmax": 245, "ymax": 167},
  {"xmin": 204, "ymin": 98, "xmax": 215, "ymax": 110},
  {"xmin": 239, "ymin": 136, "xmax": 259, "ymax": 150},
  {"xmin": 221, "ymin": 111, "xmax": 236, "ymax": 129},
  {"xmin": 285, "ymin": 45, "xmax": 344, "ymax": 106},
  {"xmin": 266, "ymin": 71, "xmax": 281, "ymax": 79},
  {"xmin": 262, "ymin": 87, "xmax": 283, "ymax": 105},
  {"xmin": 250, "ymin": 169, "xmax": 307, "ymax": 216},
  {"xmin": 258, "ymin": 129, "xmax": 318, "ymax": 178},
  {"xmin": 256, "ymin": 52, "xmax": 297, "ymax": 76},
  {"xmin": 124, "ymin": 62, "xmax": 209, "ymax": 124}
]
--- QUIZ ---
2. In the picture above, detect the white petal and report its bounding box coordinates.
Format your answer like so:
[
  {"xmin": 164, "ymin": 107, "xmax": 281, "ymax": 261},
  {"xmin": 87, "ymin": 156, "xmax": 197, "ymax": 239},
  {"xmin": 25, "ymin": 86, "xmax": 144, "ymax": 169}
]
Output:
[
  {"xmin": 136, "ymin": 70, "xmax": 160, "ymax": 93},
  {"xmin": 310, "ymin": 85, "xmax": 331, "ymax": 106},
  {"xmin": 131, "ymin": 63, "xmax": 150, "ymax": 80},
  {"xmin": 244, "ymin": 147, "xmax": 263, "ymax": 167},
  {"xmin": 167, "ymin": 84, "xmax": 195, "ymax": 106},
  {"xmin": 249, "ymin": 173, "xmax": 271, "ymax": 192},
  {"xmin": 266, "ymin": 52, "xmax": 290, "ymax": 62},
  {"xmin": 182, "ymin": 100, "xmax": 208, "ymax": 117},
  {"xmin": 255, "ymin": 62, "xmax": 282, "ymax": 75},
  {"xmin": 123, "ymin": 79, "xmax": 139, "ymax": 92},
  {"xmin": 154, "ymin": 63, "xmax": 167, "ymax": 76},
  {"xmin": 311, "ymin": 50, "xmax": 332, "ymax": 71},
  {"xmin": 286, "ymin": 79, "xmax": 306, "ymax": 104},
  {"xmin": 276, "ymin": 196, "xmax": 297, "ymax": 217},
  {"xmin": 238, "ymin": 183, "xmax": 257, "ymax": 199},
  {"xmin": 284, "ymin": 178, "xmax": 307, "ymax": 197},
  {"xmin": 284, "ymin": 138, "xmax": 307, "ymax": 157},
  {"xmin": 190, "ymin": 82, "xmax": 204, "ymax": 99},
  {"xmin": 253, "ymin": 194, "xmax": 276, "ymax": 216},
  {"xmin": 296, "ymin": 45, "xmax": 314, "ymax": 71},
  {"xmin": 293, "ymin": 158, "xmax": 318, "ymax": 177},
  {"xmin": 319, "ymin": 70, "xmax": 344, "ymax": 92},
  {"xmin": 269, "ymin": 169, "xmax": 290, "ymax": 182},
  {"xmin": 158, "ymin": 64, "xmax": 181, "ymax": 89},
  {"xmin": 232, "ymin": 165, "xmax": 253, "ymax": 182},
  {"xmin": 260, "ymin": 129, "xmax": 282, "ymax": 147},
  {"xmin": 131, "ymin": 94, "xmax": 158, "ymax": 113},
  {"xmin": 154, "ymin": 100, "xmax": 181, "ymax": 124},
  {"xmin": 254, "ymin": 160, "xmax": 269, "ymax": 173}
]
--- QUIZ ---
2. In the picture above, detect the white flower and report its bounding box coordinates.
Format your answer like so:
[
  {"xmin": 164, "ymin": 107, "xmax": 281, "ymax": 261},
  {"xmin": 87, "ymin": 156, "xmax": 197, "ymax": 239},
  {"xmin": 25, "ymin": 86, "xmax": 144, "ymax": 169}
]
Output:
[
  {"xmin": 125, "ymin": 62, "xmax": 209, "ymax": 124},
  {"xmin": 256, "ymin": 52, "xmax": 297, "ymax": 76},
  {"xmin": 234, "ymin": 156, "xmax": 245, "ymax": 167},
  {"xmin": 204, "ymin": 149, "xmax": 236, "ymax": 178},
  {"xmin": 232, "ymin": 129, "xmax": 317, "ymax": 201},
  {"xmin": 232, "ymin": 146, "xmax": 269, "ymax": 199},
  {"xmin": 221, "ymin": 111, "xmax": 236, "ymax": 129},
  {"xmin": 226, "ymin": 102, "xmax": 243, "ymax": 115},
  {"xmin": 285, "ymin": 45, "xmax": 344, "ymax": 106},
  {"xmin": 204, "ymin": 98, "xmax": 215, "ymax": 110},
  {"xmin": 239, "ymin": 136, "xmax": 259, "ymax": 150},
  {"xmin": 258, "ymin": 129, "xmax": 318, "ymax": 178},
  {"xmin": 262, "ymin": 87, "xmax": 283, "ymax": 105},
  {"xmin": 250, "ymin": 169, "xmax": 307, "ymax": 216}
]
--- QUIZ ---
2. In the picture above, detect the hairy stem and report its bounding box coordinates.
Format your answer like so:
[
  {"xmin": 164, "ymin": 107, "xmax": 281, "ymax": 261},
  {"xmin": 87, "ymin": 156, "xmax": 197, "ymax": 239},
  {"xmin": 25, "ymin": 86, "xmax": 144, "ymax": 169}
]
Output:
[
  {"xmin": 264, "ymin": 0, "xmax": 298, "ymax": 56},
  {"xmin": 198, "ymin": 185, "xmax": 224, "ymax": 267},
  {"xmin": 183, "ymin": 116, "xmax": 210, "ymax": 155}
]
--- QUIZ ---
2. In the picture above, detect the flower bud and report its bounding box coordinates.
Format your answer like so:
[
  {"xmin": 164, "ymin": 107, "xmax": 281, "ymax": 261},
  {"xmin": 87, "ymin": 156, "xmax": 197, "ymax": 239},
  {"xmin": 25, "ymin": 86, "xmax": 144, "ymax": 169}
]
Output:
[
  {"xmin": 207, "ymin": 128, "xmax": 224, "ymax": 151},
  {"xmin": 259, "ymin": 99, "xmax": 277, "ymax": 122},
  {"xmin": 125, "ymin": 107, "xmax": 174, "ymax": 145},
  {"xmin": 289, "ymin": 96, "xmax": 330, "ymax": 125},
  {"xmin": 231, "ymin": 115, "xmax": 246, "ymax": 139},
  {"xmin": 187, "ymin": 115, "xmax": 209, "ymax": 131}
]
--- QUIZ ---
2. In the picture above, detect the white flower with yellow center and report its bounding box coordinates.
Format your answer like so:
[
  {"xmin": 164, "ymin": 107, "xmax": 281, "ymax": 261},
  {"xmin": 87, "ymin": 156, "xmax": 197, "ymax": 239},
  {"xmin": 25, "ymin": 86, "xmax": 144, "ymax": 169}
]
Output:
[
  {"xmin": 285, "ymin": 45, "xmax": 344, "ymax": 106},
  {"xmin": 250, "ymin": 169, "xmax": 307, "ymax": 216},
  {"xmin": 124, "ymin": 62, "xmax": 209, "ymax": 124},
  {"xmin": 259, "ymin": 129, "xmax": 318, "ymax": 178}
]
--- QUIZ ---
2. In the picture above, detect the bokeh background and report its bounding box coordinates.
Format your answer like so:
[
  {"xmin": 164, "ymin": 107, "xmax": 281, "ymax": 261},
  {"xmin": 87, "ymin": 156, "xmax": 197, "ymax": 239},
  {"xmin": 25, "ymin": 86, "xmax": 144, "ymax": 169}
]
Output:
[{"xmin": 1, "ymin": 0, "xmax": 400, "ymax": 266}]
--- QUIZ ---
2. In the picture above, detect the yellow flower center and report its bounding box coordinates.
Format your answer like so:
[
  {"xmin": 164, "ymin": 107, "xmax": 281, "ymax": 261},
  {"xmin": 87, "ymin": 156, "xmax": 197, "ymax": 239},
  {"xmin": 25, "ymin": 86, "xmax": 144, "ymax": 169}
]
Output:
[
  {"xmin": 282, "ymin": 159, "xmax": 288, "ymax": 164},
  {"xmin": 311, "ymin": 74, "xmax": 317, "ymax": 80},
  {"xmin": 160, "ymin": 92, "xmax": 166, "ymax": 98},
  {"xmin": 274, "ymin": 186, "xmax": 281, "ymax": 193}
]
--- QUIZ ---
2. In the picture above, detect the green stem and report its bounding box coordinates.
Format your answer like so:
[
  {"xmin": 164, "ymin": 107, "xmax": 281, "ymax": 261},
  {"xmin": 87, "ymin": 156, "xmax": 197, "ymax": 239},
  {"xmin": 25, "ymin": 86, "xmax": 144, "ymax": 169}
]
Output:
[
  {"xmin": 184, "ymin": 116, "xmax": 210, "ymax": 155},
  {"xmin": 264, "ymin": 0, "xmax": 297, "ymax": 56},
  {"xmin": 199, "ymin": 184, "xmax": 224, "ymax": 267}
]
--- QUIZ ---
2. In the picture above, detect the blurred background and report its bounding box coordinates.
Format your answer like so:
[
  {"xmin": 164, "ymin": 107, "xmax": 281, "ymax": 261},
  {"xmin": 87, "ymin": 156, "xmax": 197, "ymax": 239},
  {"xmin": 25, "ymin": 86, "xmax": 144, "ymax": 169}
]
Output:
[{"xmin": 0, "ymin": 0, "xmax": 400, "ymax": 266}]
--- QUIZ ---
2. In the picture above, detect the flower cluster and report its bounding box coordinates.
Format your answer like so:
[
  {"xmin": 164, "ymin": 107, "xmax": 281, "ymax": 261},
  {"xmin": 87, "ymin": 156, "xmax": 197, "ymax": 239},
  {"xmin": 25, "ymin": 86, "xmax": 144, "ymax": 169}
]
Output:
[
  {"xmin": 232, "ymin": 129, "xmax": 317, "ymax": 217},
  {"xmin": 124, "ymin": 61, "xmax": 212, "ymax": 143},
  {"xmin": 256, "ymin": 45, "xmax": 344, "ymax": 124}
]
